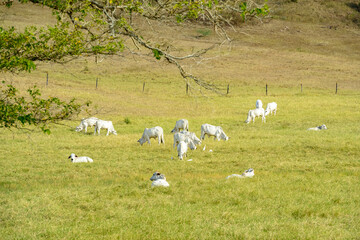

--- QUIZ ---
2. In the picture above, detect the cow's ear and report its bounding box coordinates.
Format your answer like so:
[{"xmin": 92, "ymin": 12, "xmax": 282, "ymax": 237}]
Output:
[
  {"xmin": 156, "ymin": 172, "xmax": 161, "ymax": 175},
  {"xmin": 68, "ymin": 156, "xmax": 71, "ymax": 159},
  {"xmin": 75, "ymin": 155, "xmax": 78, "ymax": 157}
]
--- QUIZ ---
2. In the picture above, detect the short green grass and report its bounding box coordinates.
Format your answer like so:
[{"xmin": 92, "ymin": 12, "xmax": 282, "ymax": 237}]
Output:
[
  {"xmin": 1, "ymin": 1, "xmax": 360, "ymax": 239},
  {"xmin": 1, "ymin": 82, "xmax": 359, "ymax": 239}
]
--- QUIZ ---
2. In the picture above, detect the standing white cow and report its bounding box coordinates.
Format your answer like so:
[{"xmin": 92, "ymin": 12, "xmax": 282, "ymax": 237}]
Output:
[
  {"xmin": 265, "ymin": 102, "xmax": 277, "ymax": 116},
  {"xmin": 94, "ymin": 120, "xmax": 117, "ymax": 136},
  {"xmin": 200, "ymin": 124, "xmax": 229, "ymax": 141},
  {"xmin": 177, "ymin": 141, "xmax": 189, "ymax": 160},
  {"xmin": 171, "ymin": 119, "xmax": 189, "ymax": 133},
  {"xmin": 138, "ymin": 126, "xmax": 165, "ymax": 145},
  {"xmin": 173, "ymin": 130, "xmax": 201, "ymax": 148},
  {"xmin": 245, "ymin": 108, "xmax": 266, "ymax": 124},
  {"xmin": 75, "ymin": 117, "xmax": 99, "ymax": 133},
  {"xmin": 256, "ymin": 99, "xmax": 263, "ymax": 109}
]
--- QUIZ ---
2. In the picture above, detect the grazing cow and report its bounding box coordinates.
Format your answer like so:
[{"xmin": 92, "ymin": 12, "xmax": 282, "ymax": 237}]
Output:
[
  {"xmin": 171, "ymin": 119, "xmax": 189, "ymax": 133},
  {"xmin": 307, "ymin": 124, "xmax": 327, "ymax": 131},
  {"xmin": 94, "ymin": 120, "xmax": 117, "ymax": 136},
  {"xmin": 265, "ymin": 102, "xmax": 277, "ymax": 116},
  {"xmin": 138, "ymin": 126, "xmax": 165, "ymax": 145},
  {"xmin": 177, "ymin": 141, "xmax": 188, "ymax": 160},
  {"xmin": 256, "ymin": 99, "xmax": 263, "ymax": 109},
  {"xmin": 75, "ymin": 117, "xmax": 99, "ymax": 133},
  {"xmin": 68, "ymin": 153, "xmax": 93, "ymax": 163},
  {"xmin": 226, "ymin": 168, "xmax": 254, "ymax": 179},
  {"xmin": 150, "ymin": 171, "xmax": 169, "ymax": 187},
  {"xmin": 200, "ymin": 124, "xmax": 229, "ymax": 141},
  {"xmin": 245, "ymin": 108, "xmax": 266, "ymax": 124},
  {"xmin": 173, "ymin": 130, "xmax": 201, "ymax": 148}
]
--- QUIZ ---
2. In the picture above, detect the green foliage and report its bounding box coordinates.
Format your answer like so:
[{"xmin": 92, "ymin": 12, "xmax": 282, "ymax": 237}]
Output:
[
  {"xmin": 124, "ymin": 117, "xmax": 131, "ymax": 124},
  {"xmin": 0, "ymin": 83, "xmax": 89, "ymax": 133},
  {"xmin": 152, "ymin": 49, "xmax": 163, "ymax": 60}
]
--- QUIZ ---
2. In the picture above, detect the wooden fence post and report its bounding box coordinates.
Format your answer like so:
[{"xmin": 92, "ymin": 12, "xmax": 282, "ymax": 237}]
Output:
[
  {"xmin": 143, "ymin": 82, "xmax": 145, "ymax": 92},
  {"xmin": 266, "ymin": 84, "xmax": 268, "ymax": 96},
  {"xmin": 335, "ymin": 83, "xmax": 338, "ymax": 94},
  {"xmin": 227, "ymin": 84, "xmax": 230, "ymax": 95},
  {"xmin": 96, "ymin": 78, "xmax": 98, "ymax": 89},
  {"xmin": 186, "ymin": 83, "xmax": 189, "ymax": 95}
]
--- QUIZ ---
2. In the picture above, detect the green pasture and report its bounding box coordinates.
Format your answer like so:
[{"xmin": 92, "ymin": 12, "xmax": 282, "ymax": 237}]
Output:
[{"xmin": 1, "ymin": 73, "xmax": 359, "ymax": 239}]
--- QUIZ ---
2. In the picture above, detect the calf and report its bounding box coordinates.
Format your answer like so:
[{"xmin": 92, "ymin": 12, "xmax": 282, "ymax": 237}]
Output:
[
  {"xmin": 200, "ymin": 124, "xmax": 229, "ymax": 141},
  {"xmin": 75, "ymin": 117, "xmax": 99, "ymax": 133},
  {"xmin": 94, "ymin": 120, "xmax": 117, "ymax": 136},
  {"xmin": 171, "ymin": 119, "xmax": 189, "ymax": 133},
  {"xmin": 173, "ymin": 130, "xmax": 201, "ymax": 148},
  {"xmin": 265, "ymin": 102, "xmax": 277, "ymax": 116},
  {"xmin": 138, "ymin": 126, "xmax": 165, "ymax": 145},
  {"xmin": 307, "ymin": 124, "xmax": 327, "ymax": 131},
  {"xmin": 68, "ymin": 153, "xmax": 93, "ymax": 163}
]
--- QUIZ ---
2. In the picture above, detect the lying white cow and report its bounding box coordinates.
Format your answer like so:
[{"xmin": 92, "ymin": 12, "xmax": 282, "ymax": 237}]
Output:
[
  {"xmin": 245, "ymin": 108, "xmax": 266, "ymax": 124},
  {"xmin": 68, "ymin": 153, "xmax": 93, "ymax": 163},
  {"xmin": 171, "ymin": 119, "xmax": 189, "ymax": 133},
  {"xmin": 75, "ymin": 117, "xmax": 99, "ymax": 133},
  {"xmin": 94, "ymin": 120, "xmax": 117, "ymax": 136},
  {"xmin": 256, "ymin": 99, "xmax": 263, "ymax": 109},
  {"xmin": 200, "ymin": 124, "xmax": 229, "ymax": 141},
  {"xmin": 173, "ymin": 130, "xmax": 201, "ymax": 148},
  {"xmin": 265, "ymin": 102, "xmax": 277, "ymax": 116},
  {"xmin": 226, "ymin": 168, "xmax": 254, "ymax": 179},
  {"xmin": 138, "ymin": 126, "xmax": 165, "ymax": 145},
  {"xmin": 307, "ymin": 124, "xmax": 327, "ymax": 131},
  {"xmin": 150, "ymin": 171, "xmax": 169, "ymax": 187}
]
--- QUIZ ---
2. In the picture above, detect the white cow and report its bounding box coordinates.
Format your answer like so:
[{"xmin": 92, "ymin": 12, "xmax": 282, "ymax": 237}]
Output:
[
  {"xmin": 256, "ymin": 99, "xmax": 263, "ymax": 109},
  {"xmin": 138, "ymin": 126, "xmax": 165, "ymax": 145},
  {"xmin": 177, "ymin": 141, "xmax": 189, "ymax": 160},
  {"xmin": 265, "ymin": 102, "xmax": 277, "ymax": 116},
  {"xmin": 200, "ymin": 124, "xmax": 229, "ymax": 141},
  {"xmin": 173, "ymin": 130, "xmax": 201, "ymax": 148},
  {"xmin": 245, "ymin": 108, "xmax": 266, "ymax": 123},
  {"xmin": 75, "ymin": 117, "xmax": 99, "ymax": 133},
  {"xmin": 68, "ymin": 153, "xmax": 93, "ymax": 163},
  {"xmin": 171, "ymin": 119, "xmax": 189, "ymax": 133},
  {"xmin": 150, "ymin": 171, "xmax": 169, "ymax": 187},
  {"xmin": 94, "ymin": 120, "xmax": 117, "ymax": 136},
  {"xmin": 226, "ymin": 168, "xmax": 254, "ymax": 179},
  {"xmin": 307, "ymin": 124, "xmax": 327, "ymax": 131}
]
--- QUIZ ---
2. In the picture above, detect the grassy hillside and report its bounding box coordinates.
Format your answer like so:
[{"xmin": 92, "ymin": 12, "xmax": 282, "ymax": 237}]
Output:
[{"xmin": 1, "ymin": 1, "xmax": 360, "ymax": 239}]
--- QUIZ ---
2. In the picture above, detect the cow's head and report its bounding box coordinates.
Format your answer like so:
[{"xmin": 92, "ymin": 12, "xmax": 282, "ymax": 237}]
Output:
[
  {"xmin": 320, "ymin": 124, "xmax": 327, "ymax": 130},
  {"xmin": 137, "ymin": 138, "xmax": 146, "ymax": 145},
  {"xmin": 75, "ymin": 126, "xmax": 83, "ymax": 132},
  {"xmin": 150, "ymin": 171, "xmax": 165, "ymax": 181},
  {"xmin": 220, "ymin": 131, "xmax": 229, "ymax": 141}
]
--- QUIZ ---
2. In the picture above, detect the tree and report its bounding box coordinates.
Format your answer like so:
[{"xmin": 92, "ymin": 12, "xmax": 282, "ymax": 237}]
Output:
[
  {"xmin": 1, "ymin": 0, "xmax": 270, "ymax": 93},
  {"xmin": 0, "ymin": 81, "xmax": 90, "ymax": 133}
]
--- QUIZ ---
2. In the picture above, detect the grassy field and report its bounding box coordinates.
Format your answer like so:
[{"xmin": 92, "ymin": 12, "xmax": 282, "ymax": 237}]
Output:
[{"xmin": 1, "ymin": 1, "xmax": 360, "ymax": 239}]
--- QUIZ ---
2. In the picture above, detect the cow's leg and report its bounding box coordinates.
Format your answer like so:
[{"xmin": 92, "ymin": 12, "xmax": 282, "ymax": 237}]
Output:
[
  {"xmin": 84, "ymin": 125, "xmax": 88, "ymax": 133},
  {"xmin": 106, "ymin": 129, "xmax": 110, "ymax": 136}
]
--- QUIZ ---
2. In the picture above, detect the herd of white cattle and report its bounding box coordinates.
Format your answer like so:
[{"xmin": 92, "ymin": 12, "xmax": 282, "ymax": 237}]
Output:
[{"xmin": 70, "ymin": 99, "xmax": 327, "ymax": 187}]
